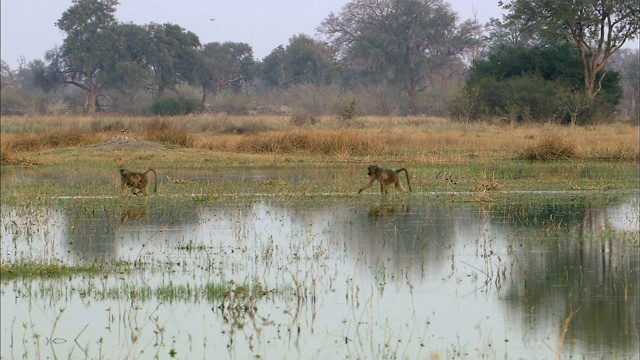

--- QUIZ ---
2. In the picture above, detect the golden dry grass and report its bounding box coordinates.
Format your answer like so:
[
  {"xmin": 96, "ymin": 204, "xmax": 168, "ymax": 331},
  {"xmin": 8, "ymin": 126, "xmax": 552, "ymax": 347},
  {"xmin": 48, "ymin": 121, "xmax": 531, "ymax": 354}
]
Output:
[
  {"xmin": 518, "ymin": 133, "xmax": 578, "ymax": 161},
  {"xmin": 1, "ymin": 115, "xmax": 638, "ymax": 163}
]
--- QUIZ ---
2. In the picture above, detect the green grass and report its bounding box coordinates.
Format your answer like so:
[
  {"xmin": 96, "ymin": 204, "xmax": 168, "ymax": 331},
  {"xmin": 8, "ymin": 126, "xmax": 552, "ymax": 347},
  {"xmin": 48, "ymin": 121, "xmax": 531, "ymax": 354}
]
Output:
[
  {"xmin": 0, "ymin": 262, "xmax": 113, "ymax": 281},
  {"xmin": 1, "ymin": 159, "xmax": 637, "ymax": 208}
]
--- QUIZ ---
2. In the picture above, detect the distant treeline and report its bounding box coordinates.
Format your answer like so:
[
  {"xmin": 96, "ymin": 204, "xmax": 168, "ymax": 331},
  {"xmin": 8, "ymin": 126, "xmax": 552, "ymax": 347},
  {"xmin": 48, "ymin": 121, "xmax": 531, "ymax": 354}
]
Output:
[{"xmin": 1, "ymin": 0, "xmax": 638, "ymax": 124}]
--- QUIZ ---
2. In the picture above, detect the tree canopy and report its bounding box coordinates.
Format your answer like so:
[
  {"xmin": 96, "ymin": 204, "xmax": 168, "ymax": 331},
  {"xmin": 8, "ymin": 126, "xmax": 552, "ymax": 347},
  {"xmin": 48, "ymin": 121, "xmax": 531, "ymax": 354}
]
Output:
[
  {"xmin": 54, "ymin": 0, "xmax": 119, "ymax": 113},
  {"xmin": 318, "ymin": 0, "xmax": 481, "ymax": 113},
  {"xmin": 454, "ymin": 44, "xmax": 622, "ymax": 123},
  {"xmin": 50, "ymin": 0, "xmax": 202, "ymax": 113},
  {"xmin": 261, "ymin": 34, "xmax": 334, "ymax": 88},
  {"xmin": 197, "ymin": 41, "xmax": 254, "ymax": 103},
  {"xmin": 498, "ymin": 0, "xmax": 640, "ymax": 100},
  {"xmin": 145, "ymin": 23, "xmax": 201, "ymax": 99}
]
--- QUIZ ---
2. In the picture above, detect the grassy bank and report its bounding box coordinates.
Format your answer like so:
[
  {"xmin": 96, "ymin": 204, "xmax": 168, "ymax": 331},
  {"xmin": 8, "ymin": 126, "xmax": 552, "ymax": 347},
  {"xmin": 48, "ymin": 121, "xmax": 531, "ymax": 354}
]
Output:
[
  {"xmin": 1, "ymin": 115, "xmax": 637, "ymax": 199},
  {"xmin": 1, "ymin": 115, "xmax": 638, "ymax": 162}
]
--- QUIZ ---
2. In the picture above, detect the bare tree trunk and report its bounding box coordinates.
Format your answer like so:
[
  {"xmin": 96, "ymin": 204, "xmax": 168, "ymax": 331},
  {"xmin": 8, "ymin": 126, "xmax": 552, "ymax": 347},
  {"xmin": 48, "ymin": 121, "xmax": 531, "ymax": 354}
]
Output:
[
  {"xmin": 201, "ymin": 85, "xmax": 212, "ymax": 103},
  {"xmin": 407, "ymin": 87, "xmax": 417, "ymax": 114},
  {"xmin": 83, "ymin": 71, "xmax": 101, "ymax": 113}
]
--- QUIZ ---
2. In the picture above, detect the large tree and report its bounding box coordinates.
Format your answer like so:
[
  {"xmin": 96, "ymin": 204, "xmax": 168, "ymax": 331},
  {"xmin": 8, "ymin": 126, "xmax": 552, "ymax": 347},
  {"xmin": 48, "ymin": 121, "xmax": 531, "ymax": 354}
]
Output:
[
  {"xmin": 499, "ymin": 0, "xmax": 640, "ymax": 100},
  {"xmin": 99, "ymin": 23, "xmax": 152, "ymax": 106},
  {"xmin": 261, "ymin": 35, "xmax": 335, "ymax": 88},
  {"xmin": 197, "ymin": 42, "xmax": 254, "ymax": 103},
  {"xmin": 145, "ymin": 23, "xmax": 201, "ymax": 98},
  {"xmin": 318, "ymin": 0, "xmax": 480, "ymax": 112},
  {"xmin": 54, "ymin": 0, "xmax": 119, "ymax": 113}
]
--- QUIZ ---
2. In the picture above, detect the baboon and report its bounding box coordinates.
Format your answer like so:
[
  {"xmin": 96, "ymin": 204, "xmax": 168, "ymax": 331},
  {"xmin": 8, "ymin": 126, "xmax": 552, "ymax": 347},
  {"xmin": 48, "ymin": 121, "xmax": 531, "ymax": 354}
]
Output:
[
  {"xmin": 119, "ymin": 168, "xmax": 157, "ymax": 196},
  {"xmin": 358, "ymin": 165, "xmax": 412, "ymax": 194}
]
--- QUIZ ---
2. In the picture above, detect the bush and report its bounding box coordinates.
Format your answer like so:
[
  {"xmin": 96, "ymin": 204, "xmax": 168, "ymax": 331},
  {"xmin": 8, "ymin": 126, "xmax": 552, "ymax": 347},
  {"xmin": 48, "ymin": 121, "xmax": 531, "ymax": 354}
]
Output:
[
  {"xmin": 206, "ymin": 90, "xmax": 251, "ymax": 115},
  {"xmin": 341, "ymin": 100, "xmax": 358, "ymax": 121},
  {"xmin": 143, "ymin": 119, "xmax": 192, "ymax": 147},
  {"xmin": 149, "ymin": 96, "xmax": 204, "ymax": 116},
  {"xmin": 458, "ymin": 44, "xmax": 623, "ymax": 123},
  {"xmin": 467, "ymin": 75, "xmax": 559, "ymax": 122},
  {"xmin": 518, "ymin": 134, "xmax": 578, "ymax": 161},
  {"xmin": 290, "ymin": 111, "xmax": 319, "ymax": 126}
]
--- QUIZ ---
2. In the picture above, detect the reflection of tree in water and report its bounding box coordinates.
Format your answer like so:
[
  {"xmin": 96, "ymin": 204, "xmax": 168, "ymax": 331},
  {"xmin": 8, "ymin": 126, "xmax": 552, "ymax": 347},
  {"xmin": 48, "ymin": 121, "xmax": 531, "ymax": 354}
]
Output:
[
  {"xmin": 335, "ymin": 200, "xmax": 478, "ymax": 287},
  {"xmin": 59, "ymin": 194, "xmax": 639, "ymax": 354},
  {"xmin": 61, "ymin": 199, "xmax": 200, "ymax": 263},
  {"xmin": 217, "ymin": 199, "xmax": 467, "ymax": 289},
  {"xmin": 496, "ymin": 197, "xmax": 639, "ymax": 355}
]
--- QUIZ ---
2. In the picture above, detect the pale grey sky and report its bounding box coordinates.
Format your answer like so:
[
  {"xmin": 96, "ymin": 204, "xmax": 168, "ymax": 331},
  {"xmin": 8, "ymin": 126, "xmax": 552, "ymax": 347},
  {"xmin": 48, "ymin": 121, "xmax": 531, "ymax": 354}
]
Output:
[{"xmin": 1, "ymin": 0, "xmax": 504, "ymax": 69}]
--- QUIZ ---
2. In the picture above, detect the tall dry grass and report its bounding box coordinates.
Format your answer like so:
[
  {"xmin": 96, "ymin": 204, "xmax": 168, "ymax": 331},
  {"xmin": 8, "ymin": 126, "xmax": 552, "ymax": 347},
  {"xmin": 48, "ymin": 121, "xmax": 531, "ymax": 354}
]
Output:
[
  {"xmin": 518, "ymin": 134, "xmax": 578, "ymax": 161},
  {"xmin": 1, "ymin": 115, "xmax": 638, "ymax": 162}
]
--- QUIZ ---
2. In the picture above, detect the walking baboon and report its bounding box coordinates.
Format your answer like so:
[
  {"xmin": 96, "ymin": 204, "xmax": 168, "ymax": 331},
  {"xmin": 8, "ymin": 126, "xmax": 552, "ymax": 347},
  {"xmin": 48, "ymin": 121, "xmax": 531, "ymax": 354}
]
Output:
[
  {"xmin": 358, "ymin": 165, "xmax": 412, "ymax": 194},
  {"xmin": 119, "ymin": 168, "xmax": 157, "ymax": 196}
]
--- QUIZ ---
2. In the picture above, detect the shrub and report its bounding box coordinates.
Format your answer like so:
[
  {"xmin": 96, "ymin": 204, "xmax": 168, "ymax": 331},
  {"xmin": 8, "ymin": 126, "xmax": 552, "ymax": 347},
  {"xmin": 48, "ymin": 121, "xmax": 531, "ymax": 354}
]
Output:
[
  {"xmin": 460, "ymin": 44, "xmax": 623, "ymax": 123},
  {"xmin": 518, "ymin": 134, "xmax": 578, "ymax": 161},
  {"xmin": 149, "ymin": 96, "xmax": 204, "ymax": 116},
  {"xmin": 290, "ymin": 111, "xmax": 319, "ymax": 126},
  {"xmin": 143, "ymin": 124, "xmax": 191, "ymax": 147},
  {"xmin": 341, "ymin": 100, "xmax": 358, "ymax": 121},
  {"xmin": 207, "ymin": 90, "xmax": 251, "ymax": 115}
]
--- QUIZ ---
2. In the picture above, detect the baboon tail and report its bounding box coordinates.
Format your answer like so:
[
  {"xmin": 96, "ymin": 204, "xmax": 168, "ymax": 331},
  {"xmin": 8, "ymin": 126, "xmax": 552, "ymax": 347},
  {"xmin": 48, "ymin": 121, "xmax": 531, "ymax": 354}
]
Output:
[
  {"xmin": 396, "ymin": 168, "xmax": 412, "ymax": 192},
  {"xmin": 145, "ymin": 169, "xmax": 158, "ymax": 193}
]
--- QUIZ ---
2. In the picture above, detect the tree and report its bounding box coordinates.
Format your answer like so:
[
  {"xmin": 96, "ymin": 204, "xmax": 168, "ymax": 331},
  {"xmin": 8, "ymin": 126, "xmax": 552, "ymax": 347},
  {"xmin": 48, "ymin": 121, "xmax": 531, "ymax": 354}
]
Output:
[
  {"xmin": 1, "ymin": 60, "xmax": 17, "ymax": 89},
  {"xmin": 54, "ymin": 0, "xmax": 119, "ymax": 113},
  {"xmin": 499, "ymin": 0, "xmax": 640, "ymax": 101},
  {"xmin": 608, "ymin": 49, "xmax": 639, "ymax": 118},
  {"xmin": 282, "ymin": 34, "xmax": 335, "ymax": 86},
  {"xmin": 318, "ymin": 0, "xmax": 481, "ymax": 113},
  {"xmin": 456, "ymin": 44, "xmax": 622, "ymax": 123},
  {"xmin": 261, "ymin": 35, "xmax": 335, "ymax": 88},
  {"xmin": 99, "ymin": 23, "xmax": 152, "ymax": 106},
  {"xmin": 18, "ymin": 59, "xmax": 59, "ymax": 93},
  {"xmin": 145, "ymin": 23, "xmax": 201, "ymax": 98},
  {"xmin": 261, "ymin": 45, "xmax": 287, "ymax": 87},
  {"xmin": 197, "ymin": 42, "xmax": 254, "ymax": 103}
]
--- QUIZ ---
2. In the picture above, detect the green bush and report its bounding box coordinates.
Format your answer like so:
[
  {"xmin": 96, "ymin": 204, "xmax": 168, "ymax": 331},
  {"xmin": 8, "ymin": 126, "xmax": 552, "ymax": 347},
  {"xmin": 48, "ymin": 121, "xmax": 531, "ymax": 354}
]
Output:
[
  {"xmin": 455, "ymin": 44, "xmax": 623, "ymax": 123},
  {"xmin": 149, "ymin": 96, "xmax": 204, "ymax": 116}
]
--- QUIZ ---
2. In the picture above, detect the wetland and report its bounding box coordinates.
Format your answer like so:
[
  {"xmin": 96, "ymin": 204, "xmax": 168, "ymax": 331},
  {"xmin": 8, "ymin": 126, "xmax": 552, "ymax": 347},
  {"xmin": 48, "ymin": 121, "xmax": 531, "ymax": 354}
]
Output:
[{"xmin": 1, "ymin": 116, "xmax": 638, "ymax": 359}]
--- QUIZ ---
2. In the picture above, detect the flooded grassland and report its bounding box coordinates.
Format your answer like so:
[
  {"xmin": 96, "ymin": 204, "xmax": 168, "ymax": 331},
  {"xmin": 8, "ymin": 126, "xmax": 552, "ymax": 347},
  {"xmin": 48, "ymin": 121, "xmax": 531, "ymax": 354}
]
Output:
[{"xmin": 1, "ymin": 161, "xmax": 638, "ymax": 359}]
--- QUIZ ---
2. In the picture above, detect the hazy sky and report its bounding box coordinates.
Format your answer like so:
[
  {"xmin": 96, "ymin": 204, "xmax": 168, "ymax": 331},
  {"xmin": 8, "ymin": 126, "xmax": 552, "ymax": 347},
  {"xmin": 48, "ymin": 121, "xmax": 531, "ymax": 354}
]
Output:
[{"xmin": 1, "ymin": 0, "xmax": 504, "ymax": 69}]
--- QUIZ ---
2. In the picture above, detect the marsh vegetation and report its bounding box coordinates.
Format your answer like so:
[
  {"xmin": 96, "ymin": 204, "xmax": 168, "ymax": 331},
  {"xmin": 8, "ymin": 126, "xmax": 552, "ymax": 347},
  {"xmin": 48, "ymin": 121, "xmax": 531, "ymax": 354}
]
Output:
[{"xmin": 1, "ymin": 116, "xmax": 638, "ymax": 359}]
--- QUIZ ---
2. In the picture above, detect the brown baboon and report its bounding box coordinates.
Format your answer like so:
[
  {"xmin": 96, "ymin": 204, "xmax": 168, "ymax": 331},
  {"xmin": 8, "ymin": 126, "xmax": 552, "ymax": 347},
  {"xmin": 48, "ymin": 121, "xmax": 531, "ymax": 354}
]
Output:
[
  {"xmin": 119, "ymin": 168, "xmax": 157, "ymax": 196},
  {"xmin": 358, "ymin": 165, "xmax": 412, "ymax": 194}
]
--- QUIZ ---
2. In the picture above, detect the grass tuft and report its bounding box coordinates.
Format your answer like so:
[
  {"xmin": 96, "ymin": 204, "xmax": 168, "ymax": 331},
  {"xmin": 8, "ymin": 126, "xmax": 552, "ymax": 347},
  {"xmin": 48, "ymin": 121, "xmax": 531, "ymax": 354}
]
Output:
[
  {"xmin": 0, "ymin": 150, "xmax": 40, "ymax": 166},
  {"xmin": 0, "ymin": 262, "xmax": 105, "ymax": 281},
  {"xmin": 518, "ymin": 134, "xmax": 578, "ymax": 161},
  {"xmin": 142, "ymin": 119, "xmax": 193, "ymax": 147}
]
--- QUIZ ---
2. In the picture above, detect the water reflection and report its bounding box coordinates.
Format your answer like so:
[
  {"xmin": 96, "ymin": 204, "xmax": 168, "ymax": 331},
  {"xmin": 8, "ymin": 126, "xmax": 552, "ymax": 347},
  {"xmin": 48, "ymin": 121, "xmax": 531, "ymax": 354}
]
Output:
[{"xmin": 1, "ymin": 193, "xmax": 638, "ymax": 359}]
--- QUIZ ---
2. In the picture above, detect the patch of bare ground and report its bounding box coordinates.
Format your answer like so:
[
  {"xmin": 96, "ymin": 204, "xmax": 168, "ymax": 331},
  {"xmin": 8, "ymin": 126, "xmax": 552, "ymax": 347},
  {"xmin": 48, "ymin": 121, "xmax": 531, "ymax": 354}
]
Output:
[{"xmin": 93, "ymin": 135, "xmax": 168, "ymax": 151}]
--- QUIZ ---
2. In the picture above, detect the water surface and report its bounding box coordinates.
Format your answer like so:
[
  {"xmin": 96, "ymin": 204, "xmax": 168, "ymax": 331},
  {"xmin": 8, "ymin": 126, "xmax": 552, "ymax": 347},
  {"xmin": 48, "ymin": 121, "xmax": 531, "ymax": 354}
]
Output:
[{"xmin": 1, "ymin": 190, "xmax": 638, "ymax": 359}]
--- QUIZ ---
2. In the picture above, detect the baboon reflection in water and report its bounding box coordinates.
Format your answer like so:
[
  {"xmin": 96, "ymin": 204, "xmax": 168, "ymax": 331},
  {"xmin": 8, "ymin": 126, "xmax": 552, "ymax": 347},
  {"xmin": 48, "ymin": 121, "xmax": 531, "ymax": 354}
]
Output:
[{"xmin": 119, "ymin": 168, "xmax": 157, "ymax": 196}]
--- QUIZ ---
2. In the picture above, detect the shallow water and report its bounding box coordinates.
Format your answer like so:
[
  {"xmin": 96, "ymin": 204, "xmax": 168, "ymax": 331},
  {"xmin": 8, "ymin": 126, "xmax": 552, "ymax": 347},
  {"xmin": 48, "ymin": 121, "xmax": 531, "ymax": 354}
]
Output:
[{"xmin": 1, "ymin": 191, "xmax": 638, "ymax": 359}]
